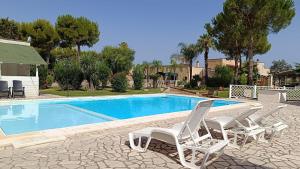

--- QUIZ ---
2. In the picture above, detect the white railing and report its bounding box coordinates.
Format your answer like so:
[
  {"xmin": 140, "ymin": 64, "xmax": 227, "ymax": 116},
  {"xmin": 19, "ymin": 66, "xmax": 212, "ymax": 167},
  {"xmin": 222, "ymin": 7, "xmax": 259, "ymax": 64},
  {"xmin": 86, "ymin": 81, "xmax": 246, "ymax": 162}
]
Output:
[
  {"xmin": 229, "ymin": 84, "xmax": 300, "ymax": 101},
  {"xmin": 229, "ymin": 85, "xmax": 257, "ymax": 99}
]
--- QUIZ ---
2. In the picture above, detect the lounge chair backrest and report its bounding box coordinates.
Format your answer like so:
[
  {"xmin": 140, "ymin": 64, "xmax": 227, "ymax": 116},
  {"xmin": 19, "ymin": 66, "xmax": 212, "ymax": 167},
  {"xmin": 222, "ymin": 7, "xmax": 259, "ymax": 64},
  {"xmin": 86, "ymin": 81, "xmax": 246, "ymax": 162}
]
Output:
[
  {"xmin": 179, "ymin": 100, "xmax": 213, "ymax": 139},
  {"xmin": 253, "ymin": 105, "xmax": 286, "ymax": 123},
  {"xmin": 225, "ymin": 106, "xmax": 262, "ymax": 128},
  {"xmin": 0, "ymin": 81, "xmax": 8, "ymax": 91},
  {"xmin": 13, "ymin": 80, "xmax": 23, "ymax": 90}
]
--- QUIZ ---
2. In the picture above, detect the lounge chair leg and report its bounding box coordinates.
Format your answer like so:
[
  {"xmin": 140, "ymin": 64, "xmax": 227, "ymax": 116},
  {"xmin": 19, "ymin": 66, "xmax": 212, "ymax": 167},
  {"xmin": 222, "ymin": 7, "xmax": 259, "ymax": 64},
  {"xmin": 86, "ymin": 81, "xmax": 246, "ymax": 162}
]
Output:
[
  {"xmin": 128, "ymin": 133, "xmax": 151, "ymax": 152},
  {"xmin": 240, "ymin": 135, "xmax": 249, "ymax": 150}
]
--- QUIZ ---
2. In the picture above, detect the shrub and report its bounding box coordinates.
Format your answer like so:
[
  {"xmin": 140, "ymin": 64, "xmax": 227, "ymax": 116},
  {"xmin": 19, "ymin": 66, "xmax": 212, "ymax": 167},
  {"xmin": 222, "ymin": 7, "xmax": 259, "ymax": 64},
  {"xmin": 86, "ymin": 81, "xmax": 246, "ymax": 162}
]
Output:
[
  {"xmin": 80, "ymin": 55, "xmax": 99, "ymax": 90},
  {"xmin": 54, "ymin": 61, "xmax": 83, "ymax": 90},
  {"xmin": 184, "ymin": 75, "xmax": 201, "ymax": 89},
  {"xmin": 111, "ymin": 72, "xmax": 128, "ymax": 92},
  {"xmin": 208, "ymin": 65, "xmax": 234, "ymax": 87},
  {"xmin": 96, "ymin": 62, "xmax": 111, "ymax": 88},
  {"xmin": 239, "ymin": 73, "xmax": 248, "ymax": 85},
  {"xmin": 46, "ymin": 74, "xmax": 54, "ymax": 87},
  {"xmin": 38, "ymin": 65, "xmax": 48, "ymax": 89},
  {"xmin": 149, "ymin": 74, "xmax": 160, "ymax": 88},
  {"xmin": 132, "ymin": 65, "xmax": 144, "ymax": 90}
]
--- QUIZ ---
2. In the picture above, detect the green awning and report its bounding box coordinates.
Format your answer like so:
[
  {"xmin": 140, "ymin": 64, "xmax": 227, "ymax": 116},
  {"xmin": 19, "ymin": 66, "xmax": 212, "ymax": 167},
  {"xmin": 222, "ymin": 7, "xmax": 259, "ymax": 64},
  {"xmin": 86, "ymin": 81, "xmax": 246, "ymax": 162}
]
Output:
[{"xmin": 0, "ymin": 42, "xmax": 47, "ymax": 65}]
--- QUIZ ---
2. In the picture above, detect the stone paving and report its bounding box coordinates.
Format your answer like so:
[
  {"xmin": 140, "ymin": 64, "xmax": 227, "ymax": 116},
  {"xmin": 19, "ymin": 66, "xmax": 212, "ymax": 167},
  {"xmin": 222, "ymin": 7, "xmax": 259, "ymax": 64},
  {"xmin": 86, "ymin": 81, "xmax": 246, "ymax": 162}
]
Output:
[{"xmin": 0, "ymin": 101, "xmax": 299, "ymax": 169}]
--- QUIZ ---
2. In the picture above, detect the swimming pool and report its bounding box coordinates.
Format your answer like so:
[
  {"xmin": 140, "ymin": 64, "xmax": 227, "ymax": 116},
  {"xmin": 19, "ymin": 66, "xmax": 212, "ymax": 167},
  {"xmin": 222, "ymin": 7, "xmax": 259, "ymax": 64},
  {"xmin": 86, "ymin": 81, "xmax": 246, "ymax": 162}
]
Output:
[{"xmin": 0, "ymin": 95, "xmax": 240, "ymax": 135}]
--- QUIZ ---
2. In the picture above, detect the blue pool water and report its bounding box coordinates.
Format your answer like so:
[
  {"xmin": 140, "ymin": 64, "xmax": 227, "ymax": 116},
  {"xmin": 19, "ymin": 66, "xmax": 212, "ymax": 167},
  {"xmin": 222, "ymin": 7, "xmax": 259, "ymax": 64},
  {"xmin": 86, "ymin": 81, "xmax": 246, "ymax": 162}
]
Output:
[{"xmin": 0, "ymin": 95, "xmax": 240, "ymax": 135}]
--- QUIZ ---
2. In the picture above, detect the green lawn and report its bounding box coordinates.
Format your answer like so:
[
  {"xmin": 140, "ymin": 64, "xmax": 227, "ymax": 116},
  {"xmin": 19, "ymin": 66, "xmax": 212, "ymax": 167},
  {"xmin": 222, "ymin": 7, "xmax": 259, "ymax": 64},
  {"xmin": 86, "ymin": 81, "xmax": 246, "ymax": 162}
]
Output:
[
  {"xmin": 182, "ymin": 88, "xmax": 229, "ymax": 98},
  {"xmin": 40, "ymin": 88, "xmax": 163, "ymax": 97}
]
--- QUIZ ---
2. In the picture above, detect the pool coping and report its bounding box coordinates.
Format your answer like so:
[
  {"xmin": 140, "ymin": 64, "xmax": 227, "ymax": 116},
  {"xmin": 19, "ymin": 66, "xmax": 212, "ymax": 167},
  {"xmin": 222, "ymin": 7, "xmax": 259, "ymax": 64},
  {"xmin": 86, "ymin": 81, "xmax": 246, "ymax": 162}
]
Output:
[{"xmin": 0, "ymin": 94, "xmax": 259, "ymax": 148}]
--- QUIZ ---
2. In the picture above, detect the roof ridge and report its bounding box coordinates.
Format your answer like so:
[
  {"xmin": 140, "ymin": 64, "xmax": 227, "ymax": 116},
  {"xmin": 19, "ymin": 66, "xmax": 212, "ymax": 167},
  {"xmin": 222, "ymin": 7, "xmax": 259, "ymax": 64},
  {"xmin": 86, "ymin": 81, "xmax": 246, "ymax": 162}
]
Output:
[{"xmin": 0, "ymin": 39, "xmax": 30, "ymax": 46}]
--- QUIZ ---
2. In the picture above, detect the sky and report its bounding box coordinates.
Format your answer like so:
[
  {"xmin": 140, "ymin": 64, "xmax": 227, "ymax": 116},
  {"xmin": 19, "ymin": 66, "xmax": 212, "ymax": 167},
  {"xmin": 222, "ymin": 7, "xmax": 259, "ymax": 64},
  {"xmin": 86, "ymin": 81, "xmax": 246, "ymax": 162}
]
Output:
[{"xmin": 0, "ymin": 0, "xmax": 299, "ymax": 67}]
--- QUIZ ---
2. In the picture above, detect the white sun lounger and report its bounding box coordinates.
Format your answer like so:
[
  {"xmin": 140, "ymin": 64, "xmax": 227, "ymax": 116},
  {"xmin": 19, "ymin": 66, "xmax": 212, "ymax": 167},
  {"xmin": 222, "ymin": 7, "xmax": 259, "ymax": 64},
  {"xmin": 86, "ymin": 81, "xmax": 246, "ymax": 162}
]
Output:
[
  {"xmin": 205, "ymin": 106, "xmax": 265, "ymax": 149},
  {"xmin": 246, "ymin": 104, "xmax": 288, "ymax": 140},
  {"xmin": 128, "ymin": 100, "xmax": 229, "ymax": 169}
]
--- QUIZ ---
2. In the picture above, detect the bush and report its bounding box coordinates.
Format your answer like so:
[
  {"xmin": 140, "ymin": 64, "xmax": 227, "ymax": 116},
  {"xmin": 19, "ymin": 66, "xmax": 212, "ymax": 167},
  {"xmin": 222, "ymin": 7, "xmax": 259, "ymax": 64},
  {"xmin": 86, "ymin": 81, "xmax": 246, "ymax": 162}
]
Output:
[
  {"xmin": 184, "ymin": 75, "xmax": 201, "ymax": 89},
  {"xmin": 54, "ymin": 61, "xmax": 83, "ymax": 90},
  {"xmin": 80, "ymin": 55, "xmax": 98, "ymax": 90},
  {"xmin": 46, "ymin": 74, "xmax": 54, "ymax": 87},
  {"xmin": 111, "ymin": 72, "xmax": 128, "ymax": 92},
  {"xmin": 149, "ymin": 74, "xmax": 160, "ymax": 88},
  {"xmin": 132, "ymin": 65, "xmax": 144, "ymax": 90},
  {"xmin": 207, "ymin": 65, "xmax": 233, "ymax": 87},
  {"xmin": 239, "ymin": 73, "xmax": 248, "ymax": 85},
  {"xmin": 96, "ymin": 62, "xmax": 111, "ymax": 88},
  {"xmin": 38, "ymin": 65, "xmax": 48, "ymax": 89}
]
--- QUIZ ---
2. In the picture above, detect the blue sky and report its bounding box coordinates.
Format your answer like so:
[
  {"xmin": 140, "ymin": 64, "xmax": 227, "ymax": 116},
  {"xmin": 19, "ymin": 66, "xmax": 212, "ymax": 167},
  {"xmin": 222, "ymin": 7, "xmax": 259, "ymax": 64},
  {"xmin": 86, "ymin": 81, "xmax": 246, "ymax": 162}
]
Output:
[{"xmin": 0, "ymin": 0, "xmax": 299, "ymax": 67}]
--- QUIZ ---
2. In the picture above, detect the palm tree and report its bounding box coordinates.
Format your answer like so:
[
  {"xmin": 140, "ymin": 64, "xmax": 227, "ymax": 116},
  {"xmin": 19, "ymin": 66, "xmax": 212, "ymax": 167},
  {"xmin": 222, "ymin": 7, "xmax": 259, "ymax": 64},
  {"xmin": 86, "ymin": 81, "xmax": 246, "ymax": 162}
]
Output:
[
  {"xmin": 142, "ymin": 61, "xmax": 151, "ymax": 88},
  {"xmin": 170, "ymin": 58, "xmax": 178, "ymax": 87},
  {"xmin": 177, "ymin": 43, "xmax": 201, "ymax": 81},
  {"xmin": 197, "ymin": 33, "xmax": 214, "ymax": 85},
  {"xmin": 152, "ymin": 60, "xmax": 162, "ymax": 73}
]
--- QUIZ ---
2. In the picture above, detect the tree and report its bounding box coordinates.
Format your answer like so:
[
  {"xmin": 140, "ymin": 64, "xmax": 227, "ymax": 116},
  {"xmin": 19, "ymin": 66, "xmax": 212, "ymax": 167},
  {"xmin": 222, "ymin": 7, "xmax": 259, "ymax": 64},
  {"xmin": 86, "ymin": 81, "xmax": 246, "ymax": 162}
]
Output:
[
  {"xmin": 296, "ymin": 63, "xmax": 300, "ymax": 73},
  {"xmin": 270, "ymin": 59, "xmax": 293, "ymax": 83},
  {"xmin": 0, "ymin": 17, "xmax": 20, "ymax": 40},
  {"xmin": 177, "ymin": 43, "xmax": 201, "ymax": 81},
  {"xmin": 101, "ymin": 42, "xmax": 135, "ymax": 74},
  {"xmin": 96, "ymin": 62, "xmax": 111, "ymax": 88},
  {"xmin": 80, "ymin": 55, "xmax": 98, "ymax": 90},
  {"xmin": 132, "ymin": 64, "xmax": 144, "ymax": 90},
  {"xmin": 220, "ymin": 0, "xmax": 295, "ymax": 85},
  {"xmin": 56, "ymin": 15, "xmax": 100, "ymax": 61},
  {"xmin": 152, "ymin": 60, "xmax": 162, "ymax": 73},
  {"xmin": 197, "ymin": 33, "xmax": 214, "ymax": 84},
  {"xmin": 26, "ymin": 19, "xmax": 60, "ymax": 65},
  {"xmin": 111, "ymin": 72, "xmax": 128, "ymax": 92},
  {"xmin": 142, "ymin": 61, "xmax": 151, "ymax": 88},
  {"xmin": 50, "ymin": 47, "xmax": 77, "ymax": 61},
  {"xmin": 170, "ymin": 58, "xmax": 178, "ymax": 86}
]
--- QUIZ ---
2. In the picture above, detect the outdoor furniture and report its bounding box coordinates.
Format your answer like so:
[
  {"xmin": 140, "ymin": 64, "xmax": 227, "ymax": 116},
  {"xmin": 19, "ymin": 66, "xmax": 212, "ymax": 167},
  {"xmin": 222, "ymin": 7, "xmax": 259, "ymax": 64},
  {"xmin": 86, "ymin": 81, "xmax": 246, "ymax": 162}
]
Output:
[
  {"xmin": 12, "ymin": 80, "xmax": 25, "ymax": 98},
  {"xmin": 246, "ymin": 104, "xmax": 288, "ymax": 141},
  {"xmin": 129, "ymin": 100, "xmax": 228, "ymax": 169},
  {"xmin": 205, "ymin": 106, "xmax": 265, "ymax": 149},
  {"xmin": 0, "ymin": 81, "xmax": 11, "ymax": 98}
]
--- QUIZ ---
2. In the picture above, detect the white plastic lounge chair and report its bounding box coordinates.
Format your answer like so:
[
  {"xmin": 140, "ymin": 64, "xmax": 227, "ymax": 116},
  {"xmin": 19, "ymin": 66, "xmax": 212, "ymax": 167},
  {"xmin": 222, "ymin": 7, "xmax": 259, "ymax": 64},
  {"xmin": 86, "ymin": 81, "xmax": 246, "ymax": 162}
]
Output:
[
  {"xmin": 128, "ymin": 100, "xmax": 229, "ymax": 169},
  {"xmin": 246, "ymin": 104, "xmax": 288, "ymax": 141},
  {"xmin": 205, "ymin": 106, "xmax": 265, "ymax": 149}
]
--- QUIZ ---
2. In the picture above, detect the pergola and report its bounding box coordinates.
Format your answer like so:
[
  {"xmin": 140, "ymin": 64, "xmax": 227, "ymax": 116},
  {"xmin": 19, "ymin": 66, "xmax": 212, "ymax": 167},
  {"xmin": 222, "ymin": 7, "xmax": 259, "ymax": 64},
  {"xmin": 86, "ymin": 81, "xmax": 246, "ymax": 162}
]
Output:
[{"xmin": 0, "ymin": 39, "xmax": 47, "ymax": 97}]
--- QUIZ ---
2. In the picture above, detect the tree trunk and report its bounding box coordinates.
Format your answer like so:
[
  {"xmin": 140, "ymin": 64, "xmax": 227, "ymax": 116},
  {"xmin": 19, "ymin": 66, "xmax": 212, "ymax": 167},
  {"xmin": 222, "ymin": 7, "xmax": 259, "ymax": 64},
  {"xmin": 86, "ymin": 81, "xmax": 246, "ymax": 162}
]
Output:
[
  {"xmin": 247, "ymin": 37, "xmax": 254, "ymax": 85},
  {"xmin": 77, "ymin": 44, "xmax": 81, "ymax": 62},
  {"xmin": 146, "ymin": 68, "xmax": 149, "ymax": 88},
  {"xmin": 239, "ymin": 55, "xmax": 242, "ymax": 73},
  {"xmin": 189, "ymin": 60, "xmax": 193, "ymax": 82},
  {"xmin": 234, "ymin": 56, "xmax": 239, "ymax": 84},
  {"xmin": 204, "ymin": 48, "xmax": 209, "ymax": 85}
]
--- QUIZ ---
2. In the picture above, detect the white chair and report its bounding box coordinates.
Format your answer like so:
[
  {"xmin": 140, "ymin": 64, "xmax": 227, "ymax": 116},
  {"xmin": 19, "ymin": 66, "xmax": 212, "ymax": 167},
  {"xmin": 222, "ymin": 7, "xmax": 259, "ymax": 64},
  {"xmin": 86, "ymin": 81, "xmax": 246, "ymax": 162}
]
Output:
[
  {"xmin": 128, "ymin": 100, "xmax": 229, "ymax": 169},
  {"xmin": 246, "ymin": 104, "xmax": 288, "ymax": 141},
  {"xmin": 205, "ymin": 106, "xmax": 265, "ymax": 149}
]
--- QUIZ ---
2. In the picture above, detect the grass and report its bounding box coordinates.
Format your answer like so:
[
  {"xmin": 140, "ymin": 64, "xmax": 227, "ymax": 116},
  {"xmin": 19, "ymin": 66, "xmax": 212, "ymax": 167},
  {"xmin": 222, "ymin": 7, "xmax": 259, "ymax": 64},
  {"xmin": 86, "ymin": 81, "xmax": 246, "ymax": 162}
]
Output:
[
  {"xmin": 182, "ymin": 87, "xmax": 229, "ymax": 98},
  {"xmin": 40, "ymin": 87, "xmax": 163, "ymax": 97}
]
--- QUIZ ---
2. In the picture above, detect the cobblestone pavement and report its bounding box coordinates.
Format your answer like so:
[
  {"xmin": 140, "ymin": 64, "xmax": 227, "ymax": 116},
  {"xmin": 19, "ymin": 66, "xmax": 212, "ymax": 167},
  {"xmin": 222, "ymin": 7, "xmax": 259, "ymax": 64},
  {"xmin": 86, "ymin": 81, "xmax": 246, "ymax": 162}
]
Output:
[{"xmin": 0, "ymin": 102, "xmax": 299, "ymax": 169}]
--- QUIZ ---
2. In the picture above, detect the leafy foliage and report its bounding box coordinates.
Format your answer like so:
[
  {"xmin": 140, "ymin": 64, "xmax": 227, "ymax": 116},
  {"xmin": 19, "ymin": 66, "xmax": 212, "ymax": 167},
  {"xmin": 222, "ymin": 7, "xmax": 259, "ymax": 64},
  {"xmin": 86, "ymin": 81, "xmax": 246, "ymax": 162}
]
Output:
[
  {"xmin": 80, "ymin": 55, "xmax": 98, "ymax": 90},
  {"xmin": 55, "ymin": 15, "xmax": 100, "ymax": 60},
  {"xmin": 54, "ymin": 60, "xmax": 83, "ymax": 90},
  {"xmin": 176, "ymin": 43, "xmax": 201, "ymax": 81},
  {"xmin": 152, "ymin": 60, "xmax": 162, "ymax": 73},
  {"xmin": 0, "ymin": 17, "xmax": 20, "ymax": 40},
  {"xmin": 184, "ymin": 75, "xmax": 201, "ymax": 89},
  {"xmin": 111, "ymin": 72, "xmax": 128, "ymax": 92},
  {"xmin": 207, "ymin": 66, "xmax": 233, "ymax": 87},
  {"xmin": 270, "ymin": 59, "xmax": 293, "ymax": 74},
  {"xmin": 239, "ymin": 73, "xmax": 248, "ymax": 85},
  {"xmin": 149, "ymin": 74, "xmax": 160, "ymax": 88},
  {"xmin": 96, "ymin": 62, "xmax": 111, "ymax": 88},
  {"xmin": 208, "ymin": 0, "xmax": 295, "ymax": 84},
  {"xmin": 197, "ymin": 33, "xmax": 214, "ymax": 84},
  {"xmin": 101, "ymin": 42, "xmax": 135, "ymax": 74},
  {"xmin": 38, "ymin": 65, "xmax": 48, "ymax": 89},
  {"xmin": 50, "ymin": 47, "xmax": 77, "ymax": 61},
  {"xmin": 132, "ymin": 65, "xmax": 144, "ymax": 90}
]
